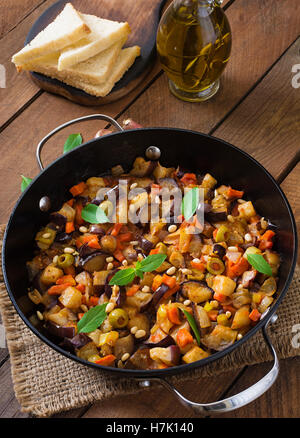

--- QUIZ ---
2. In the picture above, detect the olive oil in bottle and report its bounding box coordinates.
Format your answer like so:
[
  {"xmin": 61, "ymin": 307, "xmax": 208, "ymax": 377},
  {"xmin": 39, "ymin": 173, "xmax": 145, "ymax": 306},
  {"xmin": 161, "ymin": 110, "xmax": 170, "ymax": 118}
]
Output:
[{"xmin": 156, "ymin": 0, "xmax": 231, "ymax": 102}]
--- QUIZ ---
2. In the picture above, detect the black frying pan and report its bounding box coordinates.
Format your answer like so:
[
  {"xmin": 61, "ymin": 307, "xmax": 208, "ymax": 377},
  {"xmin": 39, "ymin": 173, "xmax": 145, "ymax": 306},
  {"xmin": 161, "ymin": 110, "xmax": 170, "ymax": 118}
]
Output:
[{"xmin": 2, "ymin": 114, "xmax": 297, "ymax": 414}]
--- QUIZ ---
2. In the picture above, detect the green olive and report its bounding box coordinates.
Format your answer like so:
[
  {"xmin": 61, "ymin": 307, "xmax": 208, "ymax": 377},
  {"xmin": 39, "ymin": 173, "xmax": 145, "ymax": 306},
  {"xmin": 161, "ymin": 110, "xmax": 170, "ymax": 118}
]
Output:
[
  {"xmin": 57, "ymin": 253, "xmax": 74, "ymax": 269},
  {"xmin": 108, "ymin": 308, "xmax": 129, "ymax": 329},
  {"xmin": 100, "ymin": 235, "xmax": 117, "ymax": 253},
  {"xmin": 207, "ymin": 257, "xmax": 225, "ymax": 275},
  {"xmin": 215, "ymin": 225, "xmax": 229, "ymax": 243}
]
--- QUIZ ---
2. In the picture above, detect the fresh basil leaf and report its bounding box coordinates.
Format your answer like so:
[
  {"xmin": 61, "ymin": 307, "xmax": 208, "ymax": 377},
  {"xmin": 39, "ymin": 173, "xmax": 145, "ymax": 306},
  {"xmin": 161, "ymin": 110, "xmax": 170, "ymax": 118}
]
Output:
[
  {"xmin": 183, "ymin": 309, "xmax": 201, "ymax": 346},
  {"xmin": 63, "ymin": 133, "xmax": 82, "ymax": 154},
  {"xmin": 81, "ymin": 203, "xmax": 109, "ymax": 224},
  {"xmin": 247, "ymin": 253, "xmax": 273, "ymax": 276},
  {"xmin": 181, "ymin": 187, "xmax": 199, "ymax": 221},
  {"xmin": 139, "ymin": 254, "xmax": 167, "ymax": 272},
  {"xmin": 77, "ymin": 303, "xmax": 108, "ymax": 333},
  {"xmin": 21, "ymin": 175, "xmax": 32, "ymax": 192},
  {"xmin": 135, "ymin": 269, "xmax": 144, "ymax": 279},
  {"xmin": 109, "ymin": 268, "xmax": 136, "ymax": 286}
]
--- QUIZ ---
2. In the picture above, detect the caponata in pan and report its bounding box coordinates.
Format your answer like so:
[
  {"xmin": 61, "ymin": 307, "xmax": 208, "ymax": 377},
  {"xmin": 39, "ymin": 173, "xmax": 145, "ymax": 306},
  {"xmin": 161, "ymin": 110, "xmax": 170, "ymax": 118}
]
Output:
[{"xmin": 26, "ymin": 156, "xmax": 280, "ymax": 369}]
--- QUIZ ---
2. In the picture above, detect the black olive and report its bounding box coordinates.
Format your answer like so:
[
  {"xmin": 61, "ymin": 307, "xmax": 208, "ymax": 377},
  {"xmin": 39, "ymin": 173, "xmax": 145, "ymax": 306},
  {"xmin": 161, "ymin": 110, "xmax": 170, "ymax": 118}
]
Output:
[{"xmin": 213, "ymin": 244, "xmax": 226, "ymax": 259}]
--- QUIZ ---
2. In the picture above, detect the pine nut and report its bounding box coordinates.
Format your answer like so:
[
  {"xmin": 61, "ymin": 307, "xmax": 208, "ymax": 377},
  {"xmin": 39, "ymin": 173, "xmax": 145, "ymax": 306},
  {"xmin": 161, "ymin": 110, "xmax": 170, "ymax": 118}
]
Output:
[
  {"xmin": 112, "ymin": 285, "xmax": 119, "ymax": 295},
  {"xmin": 106, "ymin": 256, "xmax": 114, "ymax": 263},
  {"xmin": 183, "ymin": 299, "xmax": 191, "ymax": 306},
  {"xmin": 142, "ymin": 285, "xmax": 150, "ymax": 293},
  {"xmin": 121, "ymin": 353, "xmax": 130, "ymax": 362},
  {"xmin": 168, "ymin": 224, "xmax": 177, "ymax": 233},
  {"xmin": 137, "ymin": 253, "xmax": 144, "ymax": 261},
  {"xmin": 192, "ymin": 258, "xmax": 201, "ymax": 264},
  {"xmin": 106, "ymin": 302, "xmax": 115, "ymax": 313},
  {"xmin": 42, "ymin": 232, "xmax": 51, "ymax": 239},
  {"xmin": 130, "ymin": 326, "xmax": 138, "ymax": 334},
  {"xmin": 79, "ymin": 226, "xmax": 88, "ymax": 233},
  {"xmin": 130, "ymin": 241, "xmax": 139, "ymax": 246},
  {"xmin": 81, "ymin": 304, "xmax": 88, "ymax": 312},
  {"xmin": 181, "ymin": 268, "xmax": 192, "ymax": 275},
  {"xmin": 135, "ymin": 329, "xmax": 146, "ymax": 339},
  {"xmin": 244, "ymin": 233, "xmax": 252, "ymax": 242},
  {"xmin": 64, "ymin": 247, "xmax": 75, "ymax": 254},
  {"xmin": 130, "ymin": 182, "xmax": 138, "ymax": 189},
  {"xmin": 52, "ymin": 255, "xmax": 58, "ymax": 265},
  {"xmin": 225, "ymin": 311, "xmax": 232, "ymax": 318},
  {"xmin": 228, "ymin": 246, "xmax": 237, "ymax": 251},
  {"xmin": 122, "ymin": 259, "xmax": 128, "ymax": 267},
  {"xmin": 237, "ymin": 199, "xmax": 246, "ymax": 204},
  {"xmin": 237, "ymin": 333, "xmax": 243, "ymax": 340},
  {"xmin": 166, "ymin": 266, "xmax": 176, "ymax": 276},
  {"xmin": 107, "ymin": 263, "xmax": 114, "ymax": 270},
  {"xmin": 36, "ymin": 310, "xmax": 43, "ymax": 320},
  {"xmin": 227, "ymin": 215, "xmax": 234, "ymax": 223},
  {"xmin": 117, "ymin": 360, "xmax": 124, "ymax": 368}
]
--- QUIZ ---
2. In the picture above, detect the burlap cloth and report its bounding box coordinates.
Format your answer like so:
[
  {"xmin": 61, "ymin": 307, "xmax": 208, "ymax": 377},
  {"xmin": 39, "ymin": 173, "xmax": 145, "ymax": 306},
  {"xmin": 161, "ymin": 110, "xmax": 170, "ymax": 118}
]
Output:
[{"xmin": 0, "ymin": 224, "xmax": 299, "ymax": 417}]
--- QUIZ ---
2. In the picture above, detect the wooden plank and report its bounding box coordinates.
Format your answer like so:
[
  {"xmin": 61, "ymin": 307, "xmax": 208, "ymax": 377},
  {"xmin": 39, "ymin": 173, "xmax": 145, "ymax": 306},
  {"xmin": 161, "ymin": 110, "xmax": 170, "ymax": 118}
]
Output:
[
  {"xmin": 0, "ymin": 0, "xmax": 58, "ymax": 128},
  {"xmin": 216, "ymin": 358, "xmax": 300, "ymax": 418},
  {"xmin": 0, "ymin": 0, "xmax": 173, "ymax": 130},
  {"xmin": 117, "ymin": 0, "xmax": 300, "ymax": 137},
  {"xmin": 212, "ymin": 38, "xmax": 300, "ymax": 181},
  {"xmin": 0, "ymin": 0, "xmax": 46, "ymax": 39},
  {"xmin": 0, "ymin": 359, "xmax": 28, "ymax": 418},
  {"xmin": 281, "ymin": 163, "xmax": 300, "ymax": 263}
]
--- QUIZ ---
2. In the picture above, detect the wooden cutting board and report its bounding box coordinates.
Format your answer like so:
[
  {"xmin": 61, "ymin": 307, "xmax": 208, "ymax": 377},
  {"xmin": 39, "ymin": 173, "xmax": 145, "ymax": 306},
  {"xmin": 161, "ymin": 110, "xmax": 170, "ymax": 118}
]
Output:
[{"xmin": 25, "ymin": 0, "xmax": 167, "ymax": 106}]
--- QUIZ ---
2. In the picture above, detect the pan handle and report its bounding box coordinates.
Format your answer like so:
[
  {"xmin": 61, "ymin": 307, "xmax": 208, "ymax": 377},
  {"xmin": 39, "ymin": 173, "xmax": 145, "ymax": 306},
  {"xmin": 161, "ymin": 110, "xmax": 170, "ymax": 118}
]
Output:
[
  {"xmin": 36, "ymin": 114, "xmax": 124, "ymax": 171},
  {"xmin": 138, "ymin": 314, "xmax": 279, "ymax": 415}
]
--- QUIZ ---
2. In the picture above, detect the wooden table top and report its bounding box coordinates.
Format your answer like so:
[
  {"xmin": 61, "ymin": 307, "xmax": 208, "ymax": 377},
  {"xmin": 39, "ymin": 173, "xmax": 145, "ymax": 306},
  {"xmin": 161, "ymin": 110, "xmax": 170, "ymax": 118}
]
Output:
[{"xmin": 0, "ymin": 0, "xmax": 299, "ymax": 418}]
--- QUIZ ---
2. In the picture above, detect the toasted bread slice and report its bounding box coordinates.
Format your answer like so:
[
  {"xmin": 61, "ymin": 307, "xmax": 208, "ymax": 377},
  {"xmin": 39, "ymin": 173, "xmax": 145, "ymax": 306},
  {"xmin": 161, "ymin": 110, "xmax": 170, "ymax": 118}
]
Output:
[
  {"xmin": 23, "ymin": 46, "xmax": 140, "ymax": 97},
  {"xmin": 57, "ymin": 14, "xmax": 131, "ymax": 70},
  {"xmin": 21, "ymin": 37, "xmax": 126, "ymax": 85},
  {"xmin": 12, "ymin": 3, "xmax": 90, "ymax": 66}
]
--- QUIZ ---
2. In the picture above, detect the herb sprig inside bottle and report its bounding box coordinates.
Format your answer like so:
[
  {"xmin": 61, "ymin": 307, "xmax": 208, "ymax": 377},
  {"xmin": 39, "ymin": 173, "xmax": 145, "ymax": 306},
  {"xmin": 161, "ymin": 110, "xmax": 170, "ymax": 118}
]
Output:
[{"xmin": 109, "ymin": 254, "xmax": 167, "ymax": 286}]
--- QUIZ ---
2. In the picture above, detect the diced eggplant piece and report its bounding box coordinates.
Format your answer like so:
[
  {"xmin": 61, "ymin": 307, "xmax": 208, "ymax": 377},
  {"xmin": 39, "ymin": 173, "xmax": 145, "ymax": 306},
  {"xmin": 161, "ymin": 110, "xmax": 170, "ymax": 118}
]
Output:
[
  {"xmin": 181, "ymin": 281, "xmax": 213, "ymax": 303},
  {"xmin": 130, "ymin": 157, "xmax": 157, "ymax": 177},
  {"xmin": 144, "ymin": 334, "xmax": 175, "ymax": 348},
  {"xmin": 32, "ymin": 272, "xmax": 49, "ymax": 294},
  {"xmin": 192, "ymin": 303, "xmax": 211, "ymax": 330},
  {"xmin": 201, "ymin": 221, "xmax": 215, "ymax": 238},
  {"xmin": 116, "ymin": 287, "xmax": 126, "ymax": 307},
  {"xmin": 113, "ymin": 334, "xmax": 135, "ymax": 360},
  {"xmin": 79, "ymin": 252, "xmax": 106, "ymax": 273},
  {"xmin": 79, "ymin": 243, "xmax": 98, "ymax": 258},
  {"xmin": 202, "ymin": 325, "xmax": 237, "ymax": 351},
  {"xmin": 205, "ymin": 211, "xmax": 227, "ymax": 222},
  {"xmin": 241, "ymin": 270, "xmax": 257, "ymax": 288},
  {"xmin": 55, "ymin": 232, "xmax": 72, "ymax": 244},
  {"xmin": 45, "ymin": 321, "xmax": 76, "ymax": 339},
  {"xmin": 61, "ymin": 333, "xmax": 91, "ymax": 352},
  {"xmin": 89, "ymin": 225, "xmax": 106, "ymax": 235},
  {"xmin": 123, "ymin": 246, "xmax": 138, "ymax": 262},
  {"xmin": 151, "ymin": 283, "xmax": 169, "ymax": 307},
  {"xmin": 139, "ymin": 236, "xmax": 154, "ymax": 254},
  {"xmin": 49, "ymin": 212, "xmax": 66, "ymax": 232},
  {"xmin": 212, "ymin": 244, "xmax": 226, "ymax": 259},
  {"xmin": 149, "ymin": 345, "xmax": 180, "ymax": 366},
  {"xmin": 124, "ymin": 348, "xmax": 154, "ymax": 370}
]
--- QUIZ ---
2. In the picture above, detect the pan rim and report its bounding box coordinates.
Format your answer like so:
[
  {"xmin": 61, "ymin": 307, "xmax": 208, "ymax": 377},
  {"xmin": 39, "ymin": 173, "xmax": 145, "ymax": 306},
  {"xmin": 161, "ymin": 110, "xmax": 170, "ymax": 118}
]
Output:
[{"xmin": 2, "ymin": 127, "xmax": 298, "ymax": 378}]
